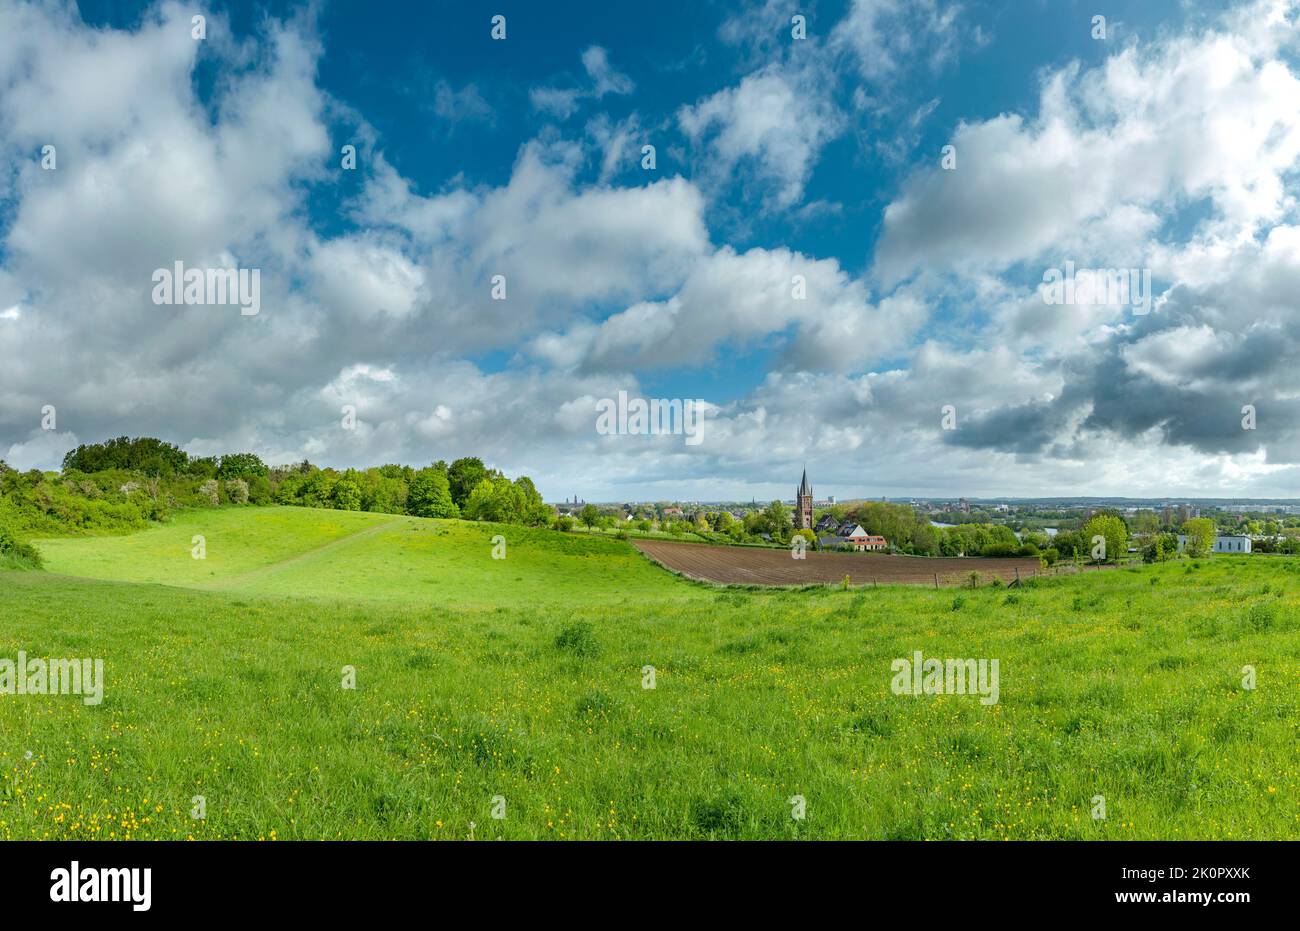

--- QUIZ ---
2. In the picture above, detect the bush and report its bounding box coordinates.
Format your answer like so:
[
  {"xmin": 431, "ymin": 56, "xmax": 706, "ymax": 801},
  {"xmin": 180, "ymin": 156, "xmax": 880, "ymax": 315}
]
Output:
[
  {"xmin": 980, "ymin": 543, "xmax": 1022, "ymax": 558},
  {"xmin": 225, "ymin": 478, "xmax": 250, "ymax": 505},
  {"xmin": 0, "ymin": 526, "xmax": 43, "ymax": 569}
]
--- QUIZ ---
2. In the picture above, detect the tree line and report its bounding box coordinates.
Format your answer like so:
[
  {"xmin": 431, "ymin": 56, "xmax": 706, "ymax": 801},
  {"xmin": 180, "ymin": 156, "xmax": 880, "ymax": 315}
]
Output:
[{"xmin": 2, "ymin": 436, "xmax": 551, "ymax": 539}]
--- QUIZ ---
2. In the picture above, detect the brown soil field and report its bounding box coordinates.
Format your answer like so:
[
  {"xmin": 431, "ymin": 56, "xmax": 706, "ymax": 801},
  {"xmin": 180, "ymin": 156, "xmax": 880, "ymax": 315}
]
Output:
[{"xmin": 631, "ymin": 539, "xmax": 1050, "ymax": 587}]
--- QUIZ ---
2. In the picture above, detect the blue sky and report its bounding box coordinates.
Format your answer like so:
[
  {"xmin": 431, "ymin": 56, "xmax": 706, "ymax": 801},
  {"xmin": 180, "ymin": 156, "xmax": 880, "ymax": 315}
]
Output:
[{"xmin": 3, "ymin": 0, "xmax": 1300, "ymax": 501}]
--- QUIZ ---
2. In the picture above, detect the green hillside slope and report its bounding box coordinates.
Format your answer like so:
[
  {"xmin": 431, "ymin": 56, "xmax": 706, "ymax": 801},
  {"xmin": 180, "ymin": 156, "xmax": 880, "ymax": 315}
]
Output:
[{"xmin": 2, "ymin": 506, "xmax": 1296, "ymax": 840}]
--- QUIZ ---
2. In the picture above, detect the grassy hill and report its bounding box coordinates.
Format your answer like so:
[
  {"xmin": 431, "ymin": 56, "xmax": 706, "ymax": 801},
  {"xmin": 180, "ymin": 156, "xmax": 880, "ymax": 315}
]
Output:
[
  {"xmin": 2, "ymin": 506, "xmax": 1297, "ymax": 839},
  {"xmin": 34, "ymin": 506, "xmax": 682, "ymax": 607}
]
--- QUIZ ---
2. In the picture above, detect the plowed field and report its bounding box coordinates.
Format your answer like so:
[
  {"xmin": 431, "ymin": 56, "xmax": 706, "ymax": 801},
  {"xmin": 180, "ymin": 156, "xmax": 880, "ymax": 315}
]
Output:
[{"xmin": 631, "ymin": 539, "xmax": 1046, "ymax": 587}]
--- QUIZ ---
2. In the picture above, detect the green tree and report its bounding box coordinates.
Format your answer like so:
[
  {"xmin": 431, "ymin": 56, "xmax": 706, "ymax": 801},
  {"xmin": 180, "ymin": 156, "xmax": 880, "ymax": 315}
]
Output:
[
  {"xmin": 217, "ymin": 453, "xmax": 269, "ymax": 479},
  {"xmin": 1181, "ymin": 517, "xmax": 1216, "ymax": 557},
  {"xmin": 578, "ymin": 503, "xmax": 600, "ymax": 530},
  {"xmin": 298, "ymin": 469, "xmax": 337, "ymax": 509},
  {"xmin": 61, "ymin": 437, "xmax": 189, "ymax": 476},
  {"xmin": 463, "ymin": 477, "xmax": 521, "ymax": 523},
  {"xmin": 448, "ymin": 457, "xmax": 491, "ymax": 509},
  {"xmin": 362, "ymin": 473, "xmax": 407, "ymax": 514},
  {"xmin": 408, "ymin": 469, "xmax": 458, "ymax": 518},
  {"xmin": 758, "ymin": 500, "xmax": 793, "ymax": 542},
  {"xmin": 512, "ymin": 476, "xmax": 553, "ymax": 526},
  {"xmin": 1081, "ymin": 514, "xmax": 1128, "ymax": 564},
  {"xmin": 331, "ymin": 479, "xmax": 362, "ymax": 511}
]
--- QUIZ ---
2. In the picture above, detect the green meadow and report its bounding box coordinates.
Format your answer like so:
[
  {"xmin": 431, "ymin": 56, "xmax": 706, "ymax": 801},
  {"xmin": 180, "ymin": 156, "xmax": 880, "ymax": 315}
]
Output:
[{"xmin": 1, "ymin": 506, "xmax": 1297, "ymax": 839}]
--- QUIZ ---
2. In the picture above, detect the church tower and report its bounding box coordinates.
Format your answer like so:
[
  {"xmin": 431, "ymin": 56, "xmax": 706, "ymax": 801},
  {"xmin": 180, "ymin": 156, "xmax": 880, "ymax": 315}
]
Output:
[{"xmin": 796, "ymin": 468, "xmax": 813, "ymax": 530}]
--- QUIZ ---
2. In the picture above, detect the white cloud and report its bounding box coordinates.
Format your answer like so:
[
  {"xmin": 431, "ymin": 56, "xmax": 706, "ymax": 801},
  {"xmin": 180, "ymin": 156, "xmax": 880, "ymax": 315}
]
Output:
[
  {"xmin": 530, "ymin": 45, "xmax": 634, "ymax": 119},
  {"xmin": 678, "ymin": 66, "xmax": 842, "ymax": 209},
  {"xmin": 5, "ymin": 430, "xmax": 79, "ymax": 472},
  {"xmin": 581, "ymin": 46, "xmax": 635, "ymax": 98},
  {"xmin": 528, "ymin": 246, "xmax": 927, "ymax": 374},
  {"xmin": 830, "ymin": 0, "xmax": 964, "ymax": 81},
  {"xmin": 875, "ymin": 6, "xmax": 1300, "ymax": 282}
]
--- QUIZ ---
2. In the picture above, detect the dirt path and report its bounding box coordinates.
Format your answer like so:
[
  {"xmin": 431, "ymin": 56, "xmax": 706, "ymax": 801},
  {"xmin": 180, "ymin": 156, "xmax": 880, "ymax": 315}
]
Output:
[{"xmin": 198, "ymin": 517, "xmax": 408, "ymax": 590}]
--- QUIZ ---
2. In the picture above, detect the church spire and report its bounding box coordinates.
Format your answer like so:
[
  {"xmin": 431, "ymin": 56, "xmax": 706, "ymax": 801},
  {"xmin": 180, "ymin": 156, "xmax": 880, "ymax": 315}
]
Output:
[{"xmin": 796, "ymin": 467, "xmax": 813, "ymax": 530}]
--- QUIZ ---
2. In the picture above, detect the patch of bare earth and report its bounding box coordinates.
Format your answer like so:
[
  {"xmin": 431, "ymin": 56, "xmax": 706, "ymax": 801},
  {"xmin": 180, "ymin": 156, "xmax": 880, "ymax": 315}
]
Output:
[{"xmin": 631, "ymin": 539, "xmax": 1048, "ymax": 587}]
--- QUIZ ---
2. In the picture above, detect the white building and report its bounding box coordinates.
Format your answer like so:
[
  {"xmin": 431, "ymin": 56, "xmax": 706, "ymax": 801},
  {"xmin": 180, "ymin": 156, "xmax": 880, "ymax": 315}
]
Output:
[{"xmin": 1177, "ymin": 534, "xmax": 1252, "ymax": 553}]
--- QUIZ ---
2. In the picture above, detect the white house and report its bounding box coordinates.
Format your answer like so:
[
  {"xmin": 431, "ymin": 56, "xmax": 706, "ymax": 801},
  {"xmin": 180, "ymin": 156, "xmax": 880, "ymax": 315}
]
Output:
[
  {"xmin": 1177, "ymin": 534, "xmax": 1252, "ymax": 553},
  {"xmin": 817, "ymin": 524, "xmax": 887, "ymax": 551}
]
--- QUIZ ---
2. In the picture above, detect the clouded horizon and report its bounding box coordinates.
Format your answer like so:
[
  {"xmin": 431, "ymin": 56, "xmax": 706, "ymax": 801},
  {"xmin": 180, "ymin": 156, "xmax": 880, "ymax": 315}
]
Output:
[{"xmin": 3, "ymin": 0, "xmax": 1300, "ymax": 502}]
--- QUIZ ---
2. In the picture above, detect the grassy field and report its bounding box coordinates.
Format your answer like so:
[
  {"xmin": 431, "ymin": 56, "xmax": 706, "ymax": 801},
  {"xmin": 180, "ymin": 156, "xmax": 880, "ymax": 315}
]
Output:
[{"xmin": 2, "ymin": 506, "xmax": 1297, "ymax": 839}]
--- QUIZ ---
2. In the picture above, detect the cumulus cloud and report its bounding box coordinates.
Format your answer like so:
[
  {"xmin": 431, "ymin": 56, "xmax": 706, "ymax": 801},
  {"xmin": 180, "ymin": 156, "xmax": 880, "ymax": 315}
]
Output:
[
  {"xmin": 875, "ymin": 6, "xmax": 1300, "ymax": 282},
  {"xmin": 528, "ymin": 246, "xmax": 927, "ymax": 374},
  {"xmin": 678, "ymin": 66, "xmax": 843, "ymax": 210}
]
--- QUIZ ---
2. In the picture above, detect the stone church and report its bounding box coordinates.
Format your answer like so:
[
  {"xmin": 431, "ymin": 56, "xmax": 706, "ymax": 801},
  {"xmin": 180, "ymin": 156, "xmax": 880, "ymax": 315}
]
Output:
[{"xmin": 795, "ymin": 469, "xmax": 813, "ymax": 530}]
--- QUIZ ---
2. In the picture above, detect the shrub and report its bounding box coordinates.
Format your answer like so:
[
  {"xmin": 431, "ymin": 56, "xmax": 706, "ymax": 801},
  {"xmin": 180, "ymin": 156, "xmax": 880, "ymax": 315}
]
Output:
[
  {"xmin": 0, "ymin": 526, "xmax": 43, "ymax": 569},
  {"xmin": 225, "ymin": 478, "xmax": 250, "ymax": 505},
  {"xmin": 197, "ymin": 479, "xmax": 220, "ymax": 507}
]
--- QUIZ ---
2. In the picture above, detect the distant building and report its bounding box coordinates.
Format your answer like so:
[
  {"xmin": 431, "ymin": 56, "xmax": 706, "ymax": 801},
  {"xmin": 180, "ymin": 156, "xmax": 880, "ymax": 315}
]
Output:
[
  {"xmin": 1177, "ymin": 534, "xmax": 1252, "ymax": 553},
  {"xmin": 814, "ymin": 514, "xmax": 841, "ymax": 534},
  {"xmin": 796, "ymin": 469, "xmax": 813, "ymax": 530},
  {"xmin": 818, "ymin": 524, "xmax": 887, "ymax": 552}
]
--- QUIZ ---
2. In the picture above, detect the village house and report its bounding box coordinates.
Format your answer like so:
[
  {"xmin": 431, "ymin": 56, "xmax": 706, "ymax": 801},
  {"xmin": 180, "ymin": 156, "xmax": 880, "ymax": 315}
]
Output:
[
  {"xmin": 818, "ymin": 523, "xmax": 887, "ymax": 552},
  {"xmin": 814, "ymin": 514, "xmax": 841, "ymax": 534}
]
